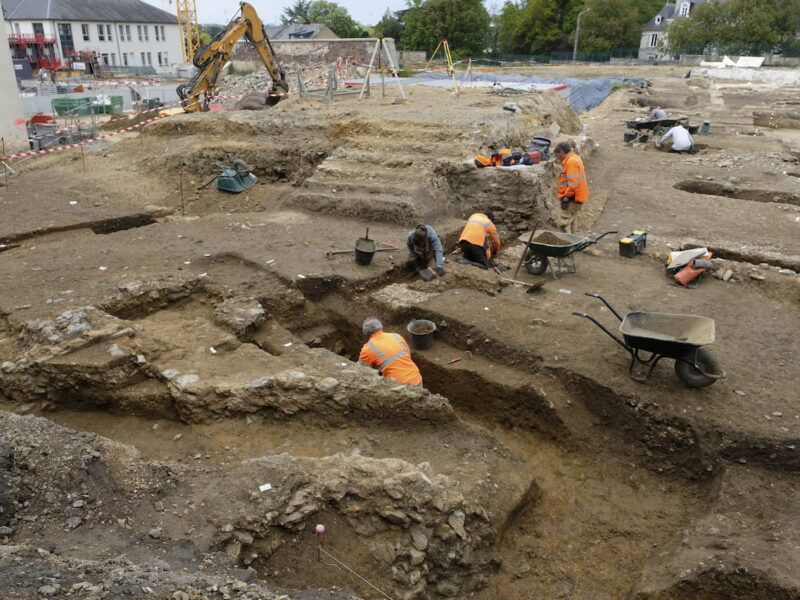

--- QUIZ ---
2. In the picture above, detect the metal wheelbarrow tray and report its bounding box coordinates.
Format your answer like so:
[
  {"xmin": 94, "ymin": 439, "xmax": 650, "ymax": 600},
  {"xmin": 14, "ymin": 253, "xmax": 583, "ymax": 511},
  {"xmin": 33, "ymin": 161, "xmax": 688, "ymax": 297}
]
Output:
[
  {"xmin": 523, "ymin": 230, "xmax": 617, "ymax": 279},
  {"xmin": 573, "ymin": 292, "xmax": 724, "ymax": 387}
]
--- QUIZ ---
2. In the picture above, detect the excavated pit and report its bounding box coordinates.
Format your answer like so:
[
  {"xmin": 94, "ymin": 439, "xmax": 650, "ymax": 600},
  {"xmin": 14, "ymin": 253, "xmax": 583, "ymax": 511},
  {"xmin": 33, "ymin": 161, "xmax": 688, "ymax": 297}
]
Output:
[{"xmin": 675, "ymin": 179, "xmax": 800, "ymax": 206}]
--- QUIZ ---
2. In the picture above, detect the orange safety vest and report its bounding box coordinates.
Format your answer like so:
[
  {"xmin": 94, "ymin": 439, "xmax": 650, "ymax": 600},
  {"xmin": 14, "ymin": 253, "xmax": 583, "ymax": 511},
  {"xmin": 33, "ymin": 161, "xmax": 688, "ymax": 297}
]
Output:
[
  {"xmin": 459, "ymin": 213, "xmax": 500, "ymax": 258},
  {"xmin": 359, "ymin": 331, "xmax": 422, "ymax": 386},
  {"xmin": 557, "ymin": 152, "xmax": 589, "ymax": 204}
]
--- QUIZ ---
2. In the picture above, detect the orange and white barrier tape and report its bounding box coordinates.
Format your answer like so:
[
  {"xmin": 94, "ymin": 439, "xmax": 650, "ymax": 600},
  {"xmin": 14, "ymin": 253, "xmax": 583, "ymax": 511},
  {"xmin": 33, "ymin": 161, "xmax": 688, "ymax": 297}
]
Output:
[{"xmin": 1, "ymin": 114, "xmax": 168, "ymax": 161}]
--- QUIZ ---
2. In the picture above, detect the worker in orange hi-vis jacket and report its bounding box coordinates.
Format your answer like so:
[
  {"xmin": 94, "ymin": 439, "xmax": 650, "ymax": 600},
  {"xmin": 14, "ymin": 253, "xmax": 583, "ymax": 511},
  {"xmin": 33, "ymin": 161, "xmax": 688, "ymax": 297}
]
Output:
[
  {"xmin": 554, "ymin": 141, "xmax": 589, "ymax": 234},
  {"xmin": 458, "ymin": 211, "xmax": 500, "ymax": 269},
  {"xmin": 358, "ymin": 317, "xmax": 422, "ymax": 386}
]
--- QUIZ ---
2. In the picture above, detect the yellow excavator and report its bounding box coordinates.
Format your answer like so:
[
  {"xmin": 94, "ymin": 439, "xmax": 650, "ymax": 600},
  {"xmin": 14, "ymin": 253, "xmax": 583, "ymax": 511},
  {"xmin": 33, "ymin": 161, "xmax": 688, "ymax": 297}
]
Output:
[{"xmin": 176, "ymin": 2, "xmax": 289, "ymax": 113}]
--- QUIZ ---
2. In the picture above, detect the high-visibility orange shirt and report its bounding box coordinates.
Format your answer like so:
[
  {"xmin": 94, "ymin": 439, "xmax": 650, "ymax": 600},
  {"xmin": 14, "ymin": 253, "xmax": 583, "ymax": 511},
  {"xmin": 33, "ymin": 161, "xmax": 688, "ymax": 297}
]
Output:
[
  {"xmin": 557, "ymin": 151, "xmax": 589, "ymax": 203},
  {"xmin": 359, "ymin": 331, "xmax": 422, "ymax": 386},
  {"xmin": 459, "ymin": 213, "xmax": 500, "ymax": 258}
]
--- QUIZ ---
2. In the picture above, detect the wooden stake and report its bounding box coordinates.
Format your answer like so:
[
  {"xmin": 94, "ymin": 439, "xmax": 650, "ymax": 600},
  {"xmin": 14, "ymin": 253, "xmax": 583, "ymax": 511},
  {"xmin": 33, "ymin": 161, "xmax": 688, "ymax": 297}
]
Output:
[
  {"xmin": 80, "ymin": 144, "xmax": 86, "ymax": 174},
  {"xmin": 179, "ymin": 171, "xmax": 186, "ymax": 216}
]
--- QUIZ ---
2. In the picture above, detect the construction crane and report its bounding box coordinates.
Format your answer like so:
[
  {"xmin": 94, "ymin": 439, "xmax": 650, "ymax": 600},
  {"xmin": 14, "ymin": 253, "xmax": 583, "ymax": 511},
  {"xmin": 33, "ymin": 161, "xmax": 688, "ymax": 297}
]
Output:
[
  {"xmin": 176, "ymin": 0, "xmax": 201, "ymax": 64},
  {"xmin": 176, "ymin": 2, "xmax": 288, "ymax": 113}
]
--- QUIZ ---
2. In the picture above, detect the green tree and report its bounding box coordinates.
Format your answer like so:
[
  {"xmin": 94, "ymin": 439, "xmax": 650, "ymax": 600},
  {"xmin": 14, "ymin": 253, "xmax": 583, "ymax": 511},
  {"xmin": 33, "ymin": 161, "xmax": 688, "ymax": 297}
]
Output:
[
  {"xmin": 664, "ymin": 0, "xmax": 800, "ymax": 55},
  {"xmin": 574, "ymin": 0, "xmax": 642, "ymax": 53},
  {"xmin": 500, "ymin": 0, "xmax": 566, "ymax": 55},
  {"xmin": 282, "ymin": 0, "xmax": 312, "ymax": 24},
  {"xmin": 374, "ymin": 9, "xmax": 405, "ymax": 40},
  {"xmin": 308, "ymin": 0, "xmax": 364, "ymax": 37},
  {"xmin": 402, "ymin": 0, "xmax": 491, "ymax": 57}
]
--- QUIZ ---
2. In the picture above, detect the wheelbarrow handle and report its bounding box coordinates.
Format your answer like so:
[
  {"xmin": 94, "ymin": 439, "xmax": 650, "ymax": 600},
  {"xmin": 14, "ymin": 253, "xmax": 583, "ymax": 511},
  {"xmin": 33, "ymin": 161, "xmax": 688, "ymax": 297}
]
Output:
[
  {"xmin": 594, "ymin": 230, "xmax": 619, "ymax": 242},
  {"xmin": 583, "ymin": 292, "xmax": 623, "ymax": 321},
  {"xmin": 572, "ymin": 312, "xmax": 632, "ymax": 354}
]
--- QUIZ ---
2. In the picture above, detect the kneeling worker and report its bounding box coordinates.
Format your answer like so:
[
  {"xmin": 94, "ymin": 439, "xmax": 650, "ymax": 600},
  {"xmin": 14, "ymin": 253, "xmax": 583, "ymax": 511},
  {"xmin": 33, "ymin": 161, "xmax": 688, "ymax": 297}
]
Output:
[
  {"xmin": 359, "ymin": 317, "xmax": 422, "ymax": 386},
  {"xmin": 554, "ymin": 142, "xmax": 589, "ymax": 234},
  {"xmin": 458, "ymin": 211, "xmax": 500, "ymax": 268},
  {"xmin": 657, "ymin": 119, "xmax": 693, "ymax": 153},
  {"xmin": 407, "ymin": 224, "xmax": 445, "ymax": 280}
]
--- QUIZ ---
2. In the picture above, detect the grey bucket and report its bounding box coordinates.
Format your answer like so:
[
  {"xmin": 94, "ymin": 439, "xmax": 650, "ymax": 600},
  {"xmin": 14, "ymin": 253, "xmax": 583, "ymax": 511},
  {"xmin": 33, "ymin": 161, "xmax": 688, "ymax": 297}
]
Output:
[{"xmin": 407, "ymin": 319, "xmax": 436, "ymax": 350}]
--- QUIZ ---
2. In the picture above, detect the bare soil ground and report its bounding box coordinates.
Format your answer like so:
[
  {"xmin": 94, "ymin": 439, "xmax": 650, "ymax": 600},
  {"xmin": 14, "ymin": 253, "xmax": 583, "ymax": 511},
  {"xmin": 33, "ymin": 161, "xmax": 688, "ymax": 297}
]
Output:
[{"xmin": 1, "ymin": 67, "xmax": 798, "ymax": 600}]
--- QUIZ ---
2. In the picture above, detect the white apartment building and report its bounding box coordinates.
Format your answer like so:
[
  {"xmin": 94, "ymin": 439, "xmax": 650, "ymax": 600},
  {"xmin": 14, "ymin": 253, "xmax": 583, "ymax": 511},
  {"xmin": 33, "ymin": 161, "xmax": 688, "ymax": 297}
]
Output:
[{"xmin": 2, "ymin": 0, "xmax": 182, "ymax": 74}]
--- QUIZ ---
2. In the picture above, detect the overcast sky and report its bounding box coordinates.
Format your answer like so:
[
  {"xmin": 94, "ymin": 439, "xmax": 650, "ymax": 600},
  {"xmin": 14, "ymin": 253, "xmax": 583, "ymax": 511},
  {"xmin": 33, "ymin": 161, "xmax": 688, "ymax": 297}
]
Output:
[{"xmin": 146, "ymin": 1, "xmax": 414, "ymax": 28}]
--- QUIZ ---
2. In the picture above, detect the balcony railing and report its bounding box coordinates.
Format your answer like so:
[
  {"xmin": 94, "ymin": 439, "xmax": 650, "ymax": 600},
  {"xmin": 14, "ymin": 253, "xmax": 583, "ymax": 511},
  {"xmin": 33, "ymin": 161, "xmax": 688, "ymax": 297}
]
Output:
[{"xmin": 8, "ymin": 33, "xmax": 57, "ymax": 44}]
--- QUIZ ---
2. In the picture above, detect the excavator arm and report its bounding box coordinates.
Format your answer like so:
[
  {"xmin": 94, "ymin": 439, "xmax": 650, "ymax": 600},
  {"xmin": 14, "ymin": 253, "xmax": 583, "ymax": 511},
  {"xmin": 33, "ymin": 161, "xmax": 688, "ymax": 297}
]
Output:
[{"xmin": 177, "ymin": 2, "xmax": 288, "ymax": 112}]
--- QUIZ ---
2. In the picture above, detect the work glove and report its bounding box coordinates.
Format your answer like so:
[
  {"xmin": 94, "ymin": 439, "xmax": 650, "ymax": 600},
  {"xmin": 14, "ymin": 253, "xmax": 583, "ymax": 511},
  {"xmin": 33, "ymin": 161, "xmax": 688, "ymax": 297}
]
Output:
[
  {"xmin": 435, "ymin": 265, "xmax": 446, "ymax": 277},
  {"xmin": 560, "ymin": 199, "xmax": 570, "ymax": 210}
]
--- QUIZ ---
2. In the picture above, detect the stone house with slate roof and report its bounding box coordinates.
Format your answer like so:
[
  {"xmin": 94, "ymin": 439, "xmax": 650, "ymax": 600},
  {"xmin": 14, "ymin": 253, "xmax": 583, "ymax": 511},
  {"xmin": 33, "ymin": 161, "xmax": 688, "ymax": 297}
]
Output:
[
  {"xmin": 2, "ymin": 0, "xmax": 180, "ymax": 73},
  {"xmin": 639, "ymin": 0, "xmax": 710, "ymax": 60}
]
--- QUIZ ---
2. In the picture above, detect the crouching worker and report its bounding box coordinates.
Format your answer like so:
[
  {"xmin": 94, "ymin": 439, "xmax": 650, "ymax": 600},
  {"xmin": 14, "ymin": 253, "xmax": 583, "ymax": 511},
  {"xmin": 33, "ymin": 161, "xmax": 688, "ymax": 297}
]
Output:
[
  {"xmin": 407, "ymin": 224, "xmax": 445, "ymax": 281},
  {"xmin": 358, "ymin": 317, "xmax": 422, "ymax": 386},
  {"xmin": 459, "ymin": 211, "xmax": 500, "ymax": 268}
]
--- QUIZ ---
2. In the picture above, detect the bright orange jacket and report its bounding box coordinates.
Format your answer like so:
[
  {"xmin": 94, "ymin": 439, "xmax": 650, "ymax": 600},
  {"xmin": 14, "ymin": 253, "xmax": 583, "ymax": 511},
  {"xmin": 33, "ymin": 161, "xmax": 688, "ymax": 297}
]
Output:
[
  {"xmin": 557, "ymin": 151, "xmax": 589, "ymax": 204},
  {"xmin": 359, "ymin": 331, "xmax": 422, "ymax": 386},
  {"xmin": 490, "ymin": 148, "xmax": 512, "ymax": 166},
  {"xmin": 459, "ymin": 213, "xmax": 500, "ymax": 258}
]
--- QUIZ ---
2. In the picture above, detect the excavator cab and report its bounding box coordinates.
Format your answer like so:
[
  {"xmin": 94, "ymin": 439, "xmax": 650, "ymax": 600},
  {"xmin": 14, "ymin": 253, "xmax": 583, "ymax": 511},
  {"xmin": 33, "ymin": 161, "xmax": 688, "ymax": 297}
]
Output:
[{"xmin": 177, "ymin": 2, "xmax": 288, "ymax": 113}]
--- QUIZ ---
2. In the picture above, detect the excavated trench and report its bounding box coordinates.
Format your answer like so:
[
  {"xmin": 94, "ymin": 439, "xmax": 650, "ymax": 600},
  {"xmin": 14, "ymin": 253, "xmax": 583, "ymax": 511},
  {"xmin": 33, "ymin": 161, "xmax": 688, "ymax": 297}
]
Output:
[
  {"xmin": 4, "ymin": 253, "xmax": 798, "ymax": 599},
  {"xmin": 675, "ymin": 179, "xmax": 800, "ymax": 206}
]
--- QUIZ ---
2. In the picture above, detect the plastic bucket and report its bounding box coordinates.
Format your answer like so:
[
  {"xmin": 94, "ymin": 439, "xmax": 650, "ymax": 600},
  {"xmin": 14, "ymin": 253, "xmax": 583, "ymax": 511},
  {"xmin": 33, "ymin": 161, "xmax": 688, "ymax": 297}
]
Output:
[
  {"xmin": 407, "ymin": 319, "xmax": 436, "ymax": 350},
  {"xmin": 701, "ymin": 120, "xmax": 710, "ymax": 134},
  {"xmin": 354, "ymin": 237, "xmax": 376, "ymax": 265}
]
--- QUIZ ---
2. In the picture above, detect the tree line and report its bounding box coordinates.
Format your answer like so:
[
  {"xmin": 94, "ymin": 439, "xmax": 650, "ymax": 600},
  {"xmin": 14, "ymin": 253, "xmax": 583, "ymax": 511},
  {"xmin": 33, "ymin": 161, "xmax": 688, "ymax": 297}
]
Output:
[{"xmin": 200, "ymin": 0, "xmax": 800, "ymax": 58}]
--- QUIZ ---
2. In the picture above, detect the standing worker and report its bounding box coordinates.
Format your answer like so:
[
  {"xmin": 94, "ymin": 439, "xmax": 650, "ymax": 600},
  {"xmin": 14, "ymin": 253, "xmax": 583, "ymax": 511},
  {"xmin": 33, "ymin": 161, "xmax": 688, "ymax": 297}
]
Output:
[
  {"xmin": 407, "ymin": 224, "xmax": 445, "ymax": 280},
  {"xmin": 554, "ymin": 142, "xmax": 589, "ymax": 234},
  {"xmin": 358, "ymin": 317, "xmax": 422, "ymax": 386},
  {"xmin": 657, "ymin": 119, "xmax": 693, "ymax": 153},
  {"xmin": 458, "ymin": 211, "xmax": 500, "ymax": 269}
]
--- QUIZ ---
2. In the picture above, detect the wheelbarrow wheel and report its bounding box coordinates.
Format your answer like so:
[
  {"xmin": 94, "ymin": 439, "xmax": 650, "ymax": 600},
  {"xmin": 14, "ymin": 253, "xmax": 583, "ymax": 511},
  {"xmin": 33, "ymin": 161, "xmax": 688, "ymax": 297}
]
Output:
[
  {"xmin": 674, "ymin": 347, "xmax": 722, "ymax": 388},
  {"xmin": 523, "ymin": 248, "xmax": 548, "ymax": 275}
]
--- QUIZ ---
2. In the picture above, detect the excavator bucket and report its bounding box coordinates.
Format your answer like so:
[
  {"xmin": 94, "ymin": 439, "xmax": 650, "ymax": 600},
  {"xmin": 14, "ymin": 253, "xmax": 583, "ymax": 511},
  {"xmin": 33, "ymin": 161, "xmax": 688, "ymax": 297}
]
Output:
[{"xmin": 217, "ymin": 169, "xmax": 257, "ymax": 193}]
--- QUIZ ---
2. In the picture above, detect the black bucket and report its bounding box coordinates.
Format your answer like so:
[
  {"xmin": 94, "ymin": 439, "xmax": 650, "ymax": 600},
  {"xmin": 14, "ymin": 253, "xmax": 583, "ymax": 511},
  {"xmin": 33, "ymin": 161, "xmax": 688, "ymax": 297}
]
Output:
[
  {"xmin": 354, "ymin": 237, "xmax": 376, "ymax": 265},
  {"xmin": 624, "ymin": 131, "xmax": 637, "ymax": 142},
  {"xmin": 407, "ymin": 319, "xmax": 436, "ymax": 350}
]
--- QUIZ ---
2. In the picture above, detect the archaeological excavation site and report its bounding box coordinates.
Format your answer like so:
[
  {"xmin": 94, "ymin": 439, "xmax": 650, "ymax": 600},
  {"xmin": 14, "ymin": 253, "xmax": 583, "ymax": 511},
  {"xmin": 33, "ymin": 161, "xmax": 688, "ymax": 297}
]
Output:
[{"xmin": 1, "ymin": 65, "xmax": 799, "ymax": 600}]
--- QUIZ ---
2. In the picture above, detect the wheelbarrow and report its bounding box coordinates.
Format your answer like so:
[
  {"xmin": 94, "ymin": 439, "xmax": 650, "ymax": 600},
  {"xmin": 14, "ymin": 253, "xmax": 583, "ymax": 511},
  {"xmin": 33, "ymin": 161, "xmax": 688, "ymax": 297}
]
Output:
[
  {"xmin": 522, "ymin": 230, "xmax": 617, "ymax": 279},
  {"xmin": 572, "ymin": 292, "xmax": 724, "ymax": 387}
]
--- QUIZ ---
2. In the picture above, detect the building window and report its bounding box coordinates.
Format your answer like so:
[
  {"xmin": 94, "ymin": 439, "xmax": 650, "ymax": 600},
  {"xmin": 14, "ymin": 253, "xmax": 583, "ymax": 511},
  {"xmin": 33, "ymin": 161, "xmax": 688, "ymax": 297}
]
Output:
[
  {"xmin": 146, "ymin": 51, "xmax": 152, "ymax": 65},
  {"xmin": 106, "ymin": 24, "xmax": 112, "ymax": 41},
  {"xmin": 679, "ymin": 2, "xmax": 690, "ymax": 16},
  {"xmin": 81, "ymin": 24, "xmax": 90, "ymax": 40},
  {"xmin": 58, "ymin": 23, "xmax": 74, "ymax": 53},
  {"xmin": 143, "ymin": 26, "xmax": 149, "ymax": 41},
  {"xmin": 655, "ymin": 15, "xmax": 662, "ymax": 24},
  {"xmin": 160, "ymin": 26, "xmax": 166, "ymax": 41},
  {"xmin": 155, "ymin": 27, "xmax": 161, "ymax": 41},
  {"xmin": 33, "ymin": 23, "xmax": 44, "ymax": 36},
  {"xmin": 137, "ymin": 25, "xmax": 143, "ymax": 41},
  {"xmin": 123, "ymin": 53, "xmax": 129, "ymax": 66},
  {"xmin": 140, "ymin": 51, "xmax": 146, "ymax": 65},
  {"xmin": 649, "ymin": 33, "xmax": 658, "ymax": 47},
  {"xmin": 97, "ymin": 24, "xmax": 105, "ymax": 41},
  {"xmin": 162, "ymin": 52, "xmax": 168, "ymax": 66},
  {"xmin": 101, "ymin": 53, "xmax": 109, "ymax": 65},
  {"xmin": 111, "ymin": 53, "xmax": 117, "ymax": 65},
  {"xmin": 126, "ymin": 25, "xmax": 131, "ymax": 41}
]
